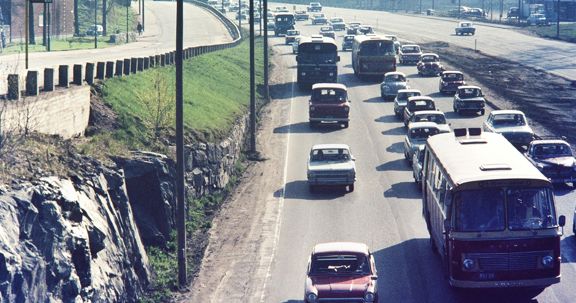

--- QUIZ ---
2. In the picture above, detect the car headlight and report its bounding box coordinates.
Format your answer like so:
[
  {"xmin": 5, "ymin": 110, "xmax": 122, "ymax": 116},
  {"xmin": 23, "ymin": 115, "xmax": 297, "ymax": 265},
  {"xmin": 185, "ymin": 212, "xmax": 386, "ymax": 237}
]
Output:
[
  {"xmin": 462, "ymin": 258, "xmax": 475, "ymax": 271},
  {"xmin": 541, "ymin": 255, "xmax": 554, "ymax": 268},
  {"xmin": 364, "ymin": 292, "xmax": 375, "ymax": 302},
  {"xmin": 306, "ymin": 293, "xmax": 318, "ymax": 303},
  {"xmin": 343, "ymin": 106, "xmax": 350, "ymax": 112},
  {"xmin": 310, "ymin": 106, "xmax": 315, "ymax": 111},
  {"xmin": 329, "ymin": 72, "xmax": 334, "ymax": 76},
  {"xmin": 301, "ymin": 72, "xmax": 307, "ymax": 76}
]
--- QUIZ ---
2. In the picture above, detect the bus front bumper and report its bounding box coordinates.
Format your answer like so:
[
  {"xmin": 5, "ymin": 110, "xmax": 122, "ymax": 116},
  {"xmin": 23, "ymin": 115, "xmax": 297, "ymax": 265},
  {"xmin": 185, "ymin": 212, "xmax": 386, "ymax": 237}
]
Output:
[{"xmin": 449, "ymin": 276, "xmax": 560, "ymax": 288}]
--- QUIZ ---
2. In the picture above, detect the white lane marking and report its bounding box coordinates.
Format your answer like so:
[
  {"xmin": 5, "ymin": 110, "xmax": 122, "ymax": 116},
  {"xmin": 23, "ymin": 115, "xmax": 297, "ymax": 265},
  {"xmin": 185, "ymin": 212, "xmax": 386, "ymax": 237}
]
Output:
[{"xmin": 259, "ymin": 72, "xmax": 295, "ymax": 303}]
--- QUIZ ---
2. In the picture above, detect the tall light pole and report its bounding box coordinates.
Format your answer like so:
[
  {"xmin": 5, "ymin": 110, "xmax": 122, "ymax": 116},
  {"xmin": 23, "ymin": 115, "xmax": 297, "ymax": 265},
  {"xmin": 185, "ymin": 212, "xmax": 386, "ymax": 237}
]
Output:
[
  {"xmin": 249, "ymin": 0, "xmax": 256, "ymax": 153},
  {"xmin": 556, "ymin": 0, "xmax": 560, "ymax": 38},
  {"xmin": 263, "ymin": 0, "xmax": 269, "ymax": 99},
  {"xmin": 94, "ymin": 0, "xmax": 98, "ymax": 48},
  {"xmin": 126, "ymin": 0, "xmax": 129, "ymax": 43},
  {"xmin": 142, "ymin": 0, "xmax": 145, "ymax": 31}
]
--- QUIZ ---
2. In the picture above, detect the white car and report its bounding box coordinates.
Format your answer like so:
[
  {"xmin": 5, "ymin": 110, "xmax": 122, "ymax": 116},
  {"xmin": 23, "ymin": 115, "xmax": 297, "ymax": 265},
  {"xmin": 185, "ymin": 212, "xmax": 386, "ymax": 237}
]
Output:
[
  {"xmin": 393, "ymin": 89, "xmax": 422, "ymax": 118},
  {"xmin": 307, "ymin": 144, "xmax": 357, "ymax": 192},
  {"xmin": 403, "ymin": 122, "xmax": 440, "ymax": 165},
  {"xmin": 482, "ymin": 110, "xmax": 535, "ymax": 149},
  {"xmin": 407, "ymin": 110, "xmax": 451, "ymax": 133}
]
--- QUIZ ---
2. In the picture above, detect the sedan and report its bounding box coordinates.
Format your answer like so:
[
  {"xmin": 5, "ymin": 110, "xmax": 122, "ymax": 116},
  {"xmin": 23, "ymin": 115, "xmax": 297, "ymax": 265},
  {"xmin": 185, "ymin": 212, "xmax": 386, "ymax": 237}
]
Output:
[
  {"xmin": 394, "ymin": 89, "xmax": 422, "ymax": 118},
  {"xmin": 319, "ymin": 26, "xmax": 335, "ymax": 39},
  {"xmin": 404, "ymin": 122, "xmax": 440, "ymax": 165},
  {"xmin": 482, "ymin": 110, "xmax": 535, "ymax": 149},
  {"xmin": 380, "ymin": 72, "xmax": 409, "ymax": 101}
]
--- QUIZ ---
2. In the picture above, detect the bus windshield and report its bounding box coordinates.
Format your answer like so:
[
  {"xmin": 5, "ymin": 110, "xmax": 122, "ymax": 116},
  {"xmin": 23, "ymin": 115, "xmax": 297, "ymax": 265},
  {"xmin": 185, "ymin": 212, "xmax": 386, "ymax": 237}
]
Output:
[
  {"xmin": 359, "ymin": 40, "xmax": 395, "ymax": 56},
  {"xmin": 455, "ymin": 187, "xmax": 556, "ymax": 232},
  {"xmin": 299, "ymin": 43, "xmax": 338, "ymax": 64}
]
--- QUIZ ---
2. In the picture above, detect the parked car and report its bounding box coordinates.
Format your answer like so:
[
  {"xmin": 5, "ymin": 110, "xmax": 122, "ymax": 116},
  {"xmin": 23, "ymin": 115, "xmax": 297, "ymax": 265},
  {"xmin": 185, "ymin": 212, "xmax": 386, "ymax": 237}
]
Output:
[
  {"xmin": 347, "ymin": 22, "xmax": 362, "ymax": 34},
  {"xmin": 407, "ymin": 110, "xmax": 451, "ymax": 133},
  {"xmin": 307, "ymin": 144, "xmax": 356, "ymax": 192},
  {"xmin": 304, "ymin": 242, "xmax": 378, "ymax": 302},
  {"xmin": 412, "ymin": 145, "xmax": 426, "ymax": 186},
  {"xmin": 417, "ymin": 53, "xmax": 444, "ymax": 77},
  {"xmin": 455, "ymin": 21, "xmax": 476, "ymax": 35},
  {"xmin": 292, "ymin": 36, "xmax": 302, "ymax": 54},
  {"xmin": 309, "ymin": 83, "xmax": 351, "ymax": 128},
  {"xmin": 86, "ymin": 25, "xmax": 103, "ymax": 36},
  {"xmin": 307, "ymin": 1, "xmax": 322, "ymax": 12},
  {"xmin": 329, "ymin": 17, "xmax": 346, "ymax": 31},
  {"xmin": 294, "ymin": 10, "xmax": 310, "ymax": 21},
  {"xmin": 380, "ymin": 72, "xmax": 409, "ymax": 101},
  {"xmin": 399, "ymin": 44, "xmax": 422, "ymax": 65},
  {"xmin": 527, "ymin": 13, "xmax": 549, "ymax": 26},
  {"xmin": 403, "ymin": 96, "xmax": 436, "ymax": 126},
  {"xmin": 404, "ymin": 122, "xmax": 440, "ymax": 164},
  {"xmin": 394, "ymin": 89, "xmax": 422, "ymax": 118},
  {"xmin": 342, "ymin": 35, "xmax": 355, "ymax": 51},
  {"xmin": 285, "ymin": 29, "xmax": 301, "ymax": 45},
  {"xmin": 525, "ymin": 138, "xmax": 576, "ymax": 185},
  {"xmin": 319, "ymin": 26, "xmax": 335, "ymax": 39},
  {"xmin": 482, "ymin": 110, "xmax": 535, "ymax": 149},
  {"xmin": 311, "ymin": 13, "xmax": 327, "ymax": 25},
  {"xmin": 438, "ymin": 71, "xmax": 465, "ymax": 94},
  {"xmin": 452, "ymin": 85, "xmax": 486, "ymax": 115}
]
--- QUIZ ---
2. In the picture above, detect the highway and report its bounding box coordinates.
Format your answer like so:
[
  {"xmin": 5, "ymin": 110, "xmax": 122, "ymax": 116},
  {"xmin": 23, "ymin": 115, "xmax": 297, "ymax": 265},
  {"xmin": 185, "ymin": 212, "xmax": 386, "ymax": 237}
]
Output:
[
  {"xmin": 0, "ymin": 1, "xmax": 232, "ymax": 94},
  {"xmin": 260, "ymin": 16, "xmax": 576, "ymax": 303}
]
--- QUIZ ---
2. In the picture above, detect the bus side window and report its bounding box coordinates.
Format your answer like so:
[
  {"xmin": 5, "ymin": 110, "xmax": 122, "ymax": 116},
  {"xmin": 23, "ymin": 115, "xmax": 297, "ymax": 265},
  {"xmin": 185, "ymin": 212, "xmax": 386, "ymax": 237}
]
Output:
[
  {"xmin": 444, "ymin": 188, "xmax": 453, "ymax": 214},
  {"xmin": 437, "ymin": 177, "xmax": 447, "ymax": 206}
]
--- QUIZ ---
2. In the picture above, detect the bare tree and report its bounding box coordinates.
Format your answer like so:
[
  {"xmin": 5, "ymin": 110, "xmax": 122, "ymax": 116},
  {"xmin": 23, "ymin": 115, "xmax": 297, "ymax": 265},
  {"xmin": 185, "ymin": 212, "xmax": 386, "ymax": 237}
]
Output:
[{"xmin": 136, "ymin": 69, "xmax": 175, "ymax": 141}]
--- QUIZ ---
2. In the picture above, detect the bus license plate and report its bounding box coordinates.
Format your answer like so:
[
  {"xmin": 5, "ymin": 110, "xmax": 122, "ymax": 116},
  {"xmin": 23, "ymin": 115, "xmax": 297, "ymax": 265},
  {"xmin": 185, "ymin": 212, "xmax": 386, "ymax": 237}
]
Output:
[{"xmin": 478, "ymin": 273, "xmax": 495, "ymax": 280}]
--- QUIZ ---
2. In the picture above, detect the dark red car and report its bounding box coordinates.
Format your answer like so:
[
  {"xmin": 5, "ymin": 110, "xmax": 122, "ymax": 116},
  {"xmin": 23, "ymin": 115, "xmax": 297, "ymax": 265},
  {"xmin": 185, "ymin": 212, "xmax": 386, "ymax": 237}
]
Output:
[
  {"xmin": 304, "ymin": 242, "xmax": 378, "ymax": 303},
  {"xmin": 438, "ymin": 71, "xmax": 465, "ymax": 94}
]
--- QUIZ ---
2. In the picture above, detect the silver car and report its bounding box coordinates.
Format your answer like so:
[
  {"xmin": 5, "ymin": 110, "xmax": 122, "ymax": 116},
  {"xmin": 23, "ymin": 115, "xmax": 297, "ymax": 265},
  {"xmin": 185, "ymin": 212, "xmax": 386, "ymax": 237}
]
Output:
[
  {"xmin": 404, "ymin": 122, "xmax": 440, "ymax": 165},
  {"xmin": 393, "ymin": 89, "xmax": 421, "ymax": 118},
  {"xmin": 380, "ymin": 72, "xmax": 409, "ymax": 101},
  {"xmin": 412, "ymin": 145, "xmax": 426, "ymax": 186},
  {"xmin": 307, "ymin": 144, "xmax": 357, "ymax": 192}
]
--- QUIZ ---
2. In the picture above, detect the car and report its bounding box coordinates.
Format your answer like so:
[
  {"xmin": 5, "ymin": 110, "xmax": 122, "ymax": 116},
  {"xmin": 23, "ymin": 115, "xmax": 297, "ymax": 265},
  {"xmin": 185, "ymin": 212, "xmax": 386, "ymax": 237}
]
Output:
[
  {"xmin": 412, "ymin": 145, "xmax": 426, "ymax": 186},
  {"xmin": 294, "ymin": 10, "xmax": 310, "ymax": 21},
  {"xmin": 342, "ymin": 35, "xmax": 355, "ymax": 51},
  {"xmin": 524, "ymin": 138, "xmax": 576, "ymax": 185},
  {"xmin": 285, "ymin": 29, "xmax": 301, "ymax": 45},
  {"xmin": 275, "ymin": 6, "xmax": 289, "ymax": 13},
  {"xmin": 404, "ymin": 121, "xmax": 440, "ymax": 164},
  {"xmin": 266, "ymin": 21, "xmax": 275, "ymax": 31},
  {"xmin": 86, "ymin": 25, "xmax": 103, "ymax": 36},
  {"xmin": 380, "ymin": 72, "xmax": 409, "ymax": 101},
  {"xmin": 357, "ymin": 26, "xmax": 374, "ymax": 35},
  {"xmin": 307, "ymin": 2, "xmax": 322, "ymax": 12},
  {"xmin": 309, "ymin": 83, "xmax": 351, "ymax": 128},
  {"xmin": 482, "ymin": 110, "xmax": 535, "ymax": 149},
  {"xmin": 455, "ymin": 21, "xmax": 476, "ymax": 35},
  {"xmin": 304, "ymin": 242, "xmax": 378, "ymax": 302},
  {"xmin": 438, "ymin": 71, "xmax": 465, "ymax": 94},
  {"xmin": 319, "ymin": 26, "xmax": 335, "ymax": 39},
  {"xmin": 307, "ymin": 145, "xmax": 356, "ymax": 192},
  {"xmin": 407, "ymin": 110, "xmax": 451, "ymax": 133},
  {"xmin": 292, "ymin": 36, "xmax": 302, "ymax": 54},
  {"xmin": 329, "ymin": 17, "xmax": 346, "ymax": 31},
  {"xmin": 228, "ymin": 3, "xmax": 238, "ymax": 11},
  {"xmin": 383, "ymin": 34, "xmax": 401, "ymax": 53},
  {"xmin": 452, "ymin": 85, "xmax": 486, "ymax": 115},
  {"xmin": 236, "ymin": 11, "xmax": 247, "ymax": 20},
  {"xmin": 417, "ymin": 53, "xmax": 444, "ymax": 77},
  {"xmin": 393, "ymin": 89, "xmax": 422, "ymax": 118},
  {"xmin": 399, "ymin": 44, "xmax": 422, "ymax": 65},
  {"xmin": 403, "ymin": 96, "xmax": 436, "ymax": 126},
  {"xmin": 527, "ymin": 13, "xmax": 549, "ymax": 26},
  {"xmin": 311, "ymin": 13, "xmax": 327, "ymax": 25},
  {"xmin": 346, "ymin": 22, "xmax": 362, "ymax": 34},
  {"xmin": 463, "ymin": 7, "xmax": 486, "ymax": 18}
]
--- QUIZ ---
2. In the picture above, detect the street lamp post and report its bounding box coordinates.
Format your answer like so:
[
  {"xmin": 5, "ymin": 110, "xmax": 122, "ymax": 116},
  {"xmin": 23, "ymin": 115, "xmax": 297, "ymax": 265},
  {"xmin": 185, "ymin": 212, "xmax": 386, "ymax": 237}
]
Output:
[
  {"xmin": 249, "ymin": 0, "xmax": 256, "ymax": 153},
  {"xmin": 126, "ymin": 0, "xmax": 129, "ymax": 43},
  {"xmin": 556, "ymin": 0, "xmax": 560, "ymax": 38},
  {"xmin": 263, "ymin": 0, "xmax": 269, "ymax": 99},
  {"xmin": 94, "ymin": 0, "xmax": 98, "ymax": 48}
]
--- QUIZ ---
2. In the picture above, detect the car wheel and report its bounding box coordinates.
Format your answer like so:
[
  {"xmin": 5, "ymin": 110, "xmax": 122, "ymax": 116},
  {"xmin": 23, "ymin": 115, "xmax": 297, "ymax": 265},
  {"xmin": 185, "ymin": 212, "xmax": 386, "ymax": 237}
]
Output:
[
  {"xmin": 348, "ymin": 184, "xmax": 355, "ymax": 192},
  {"xmin": 480, "ymin": 109, "xmax": 485, "ymax": 115}
]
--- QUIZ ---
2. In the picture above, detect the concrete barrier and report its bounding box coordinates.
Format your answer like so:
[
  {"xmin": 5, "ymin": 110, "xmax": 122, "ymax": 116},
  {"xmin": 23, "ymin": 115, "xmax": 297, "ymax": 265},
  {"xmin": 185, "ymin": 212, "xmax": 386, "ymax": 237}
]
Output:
[
  {"xmin": 96, "ymin": 62, "xmax": 106, "ymax": 80},
  {"xmin": 85, "ymin": 63, "xmax": 95, "ymax": 85},
  {"xmin": 131, "ymin": 58, "xmax": 138, "ymax": 74},
  {"xmin": 106, "ymin": 62, "xmax": 115, "ymax": 79},
  {"xmin": 44, "ymin": 68, "xmax": 54, "ymax": 92},
  {"xmin": 26, "ymin": 71, "xmax": 39, "ymax": 96},
  {"xmin": 73, "ymin": 64, "xmax": 83, "ymax": 85},
  {"xmin": 7, "ymin": 74, "xmax": 20, "ymax": 100},
  {"xmin": 58, "ymin": 65, "xmax": 69, "ymax": 88},
  {"xmin": 137, "ymin": 58, "xmax": 144, "ymax": 71},
  {"xmin": 124, "ymin": 58, "xmax": 131, "ymax": 75}
]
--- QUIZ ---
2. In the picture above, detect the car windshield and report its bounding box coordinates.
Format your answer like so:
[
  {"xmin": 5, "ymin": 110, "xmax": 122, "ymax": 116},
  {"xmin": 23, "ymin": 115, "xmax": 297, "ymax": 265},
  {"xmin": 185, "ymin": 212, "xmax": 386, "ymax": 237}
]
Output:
[
  {"xmin": 402, "ymin": 46, "xmax": 421, "ymax": 53},
  {"xmin": 310, "ymin": 148, "xmax": 351, "ymax": 162},
  {"xmin": 442, "ymin": 73, "xmax": 463, "ymax": 81},
  {"xmin": 331, "ymin": 18, "xmax": 343, "ymax": 22},
  {"xmin": 461, "ymin": 23, "xmax": 472, "ymax": 27},
  {"xmin": 321, "ymin": 27, "xmax": 333, "ymax": 32},
  {"xmin": 532, "ymin": 143, "xmax": 573, "ymax": 157},
  {"xmin": 312, "ymin": 88, "xmax": 347, "ymax": 103},
  {"xmin": 492, "ymin": 113, "xmax": 526, "ymax": 126},
  {"xmin": 299, "ymin": 43, "xmax": 338, "ymax": 64},
  {"xmin": 414, "ymin": 114, "xmax": 446, "ymax": 124},
  {"xmin": 410, "ymin": 127, "xmax": 439, "ymax": 139},
  {"xmin": 409, "ymin": 100, "xmax": 435, "ymax": 111},
  {"xmin": 287, "ymin": 30, "xmax": 299, "ymax": 35},
  {"xmin": 385, "ymin": 74, "xmax": 406, "ymax": 82},
  {"xmin": 276, "ymin": 16, "xmax": 293, "ymax": 22},
  {"xmin": 458, "ymin": 88, "xmax": 482, "ymax": 98},
  {"xmin": 421, "ymin": 55, "xmax": 439, "ymax": 62},
  {"xmin": 360, "ymin": 40, "xmax": 395, "ymax": 56},
  {"xmin": 344, "ymin": 36, "xmax": 355, "ymax": 41},
  {"xmin": 310, "ymin": 253, "xmax": 369, "ymax": 275},
  {"xmin": 349, "ymin": 23, "xmax": 361, "ymax": 27}
]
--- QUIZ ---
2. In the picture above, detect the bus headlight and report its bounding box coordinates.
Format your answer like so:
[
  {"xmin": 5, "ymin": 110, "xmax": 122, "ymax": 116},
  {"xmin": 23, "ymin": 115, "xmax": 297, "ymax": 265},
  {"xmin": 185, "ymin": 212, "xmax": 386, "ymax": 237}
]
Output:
[
  {"xmin": 329, "ymin": 72, "xmax": 334, "ymax": 76},
  {"xmin": 364, "ymin": 292, "xmax": 375, "ymax": 302},
  {"xmin": 541, "ymin": 255, "xmax": 554, "ymax": 268},
  {"xmin": 462, "ymin": 258, "xmax": 475, "ymax": 271}
]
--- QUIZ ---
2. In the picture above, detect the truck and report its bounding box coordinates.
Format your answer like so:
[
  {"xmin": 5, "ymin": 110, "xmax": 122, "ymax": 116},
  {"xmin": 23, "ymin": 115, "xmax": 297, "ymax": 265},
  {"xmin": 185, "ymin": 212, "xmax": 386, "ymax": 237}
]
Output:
[
  {"xmin": 274, "ymin": 13, "xmax": 295, "ymax": 36},
  {"xmin": 296, "ymin": 36, "xmax": 340, "ymax": 88},
  {"xmin": 308, "ymin": 83, "xmax": 351, "ymax": 128}
]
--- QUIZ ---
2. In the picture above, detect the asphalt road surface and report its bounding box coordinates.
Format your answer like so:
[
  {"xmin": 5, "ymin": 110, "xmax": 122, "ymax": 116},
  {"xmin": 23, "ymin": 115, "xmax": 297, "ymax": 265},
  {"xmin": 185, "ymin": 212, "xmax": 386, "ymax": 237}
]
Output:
[
  {"xmin": 261, "ymin": 19, "xmax": 576, "ymax": 303},
  {"xmin": 0, "ymin": 1, "xmax": 232, "ymax": 94}
]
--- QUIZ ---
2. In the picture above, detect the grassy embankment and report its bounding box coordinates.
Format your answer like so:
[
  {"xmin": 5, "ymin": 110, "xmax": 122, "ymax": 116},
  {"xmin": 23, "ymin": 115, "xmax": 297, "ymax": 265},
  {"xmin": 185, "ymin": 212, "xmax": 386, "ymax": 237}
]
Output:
[{"xmin": 87, "ymin": 37, "xmax": 264, "ymax": 302}]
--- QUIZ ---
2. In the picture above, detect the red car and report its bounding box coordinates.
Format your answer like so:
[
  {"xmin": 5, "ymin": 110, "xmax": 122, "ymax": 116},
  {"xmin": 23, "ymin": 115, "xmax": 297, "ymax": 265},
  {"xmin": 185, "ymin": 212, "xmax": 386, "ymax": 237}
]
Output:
[
  {"xmin": 438, "ymin": 71, "xmax": 465, "ymax": 94},
  {"xmin": 304, "ymin": 242, "xmax": 379, "ymax": 303}
]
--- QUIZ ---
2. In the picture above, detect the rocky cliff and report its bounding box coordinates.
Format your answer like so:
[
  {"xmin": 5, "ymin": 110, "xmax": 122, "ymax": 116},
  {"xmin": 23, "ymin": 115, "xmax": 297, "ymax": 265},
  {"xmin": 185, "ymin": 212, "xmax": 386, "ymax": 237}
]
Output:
[{"xmin": 0, "ymin": 169, "xmax": 150, "ymax": 302}]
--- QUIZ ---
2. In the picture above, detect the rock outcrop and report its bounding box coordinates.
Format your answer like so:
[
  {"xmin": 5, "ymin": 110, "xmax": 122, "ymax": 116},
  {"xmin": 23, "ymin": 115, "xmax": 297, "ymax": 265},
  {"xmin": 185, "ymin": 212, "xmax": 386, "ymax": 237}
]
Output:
[{"xmin": 0, "ymin": 170, "xmax": 150, "ymax": 302}]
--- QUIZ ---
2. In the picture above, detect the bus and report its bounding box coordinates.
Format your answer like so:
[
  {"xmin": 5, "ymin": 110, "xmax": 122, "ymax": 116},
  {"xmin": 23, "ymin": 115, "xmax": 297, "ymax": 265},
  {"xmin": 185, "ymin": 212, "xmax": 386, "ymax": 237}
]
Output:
[
  {"xmin": 296, "ymin": 36, "xmax": 339, "ymax": 88},
  {"xmin": 422, "ymin": 128, "xmax": 565, "ymax": 289},
  {"xmin": 274, "ymin": 13, "xmax": 295, "ymax": 36},
  {"xmin": 351, "ymin": 35, "xmax": 396, "ymax": 79}
]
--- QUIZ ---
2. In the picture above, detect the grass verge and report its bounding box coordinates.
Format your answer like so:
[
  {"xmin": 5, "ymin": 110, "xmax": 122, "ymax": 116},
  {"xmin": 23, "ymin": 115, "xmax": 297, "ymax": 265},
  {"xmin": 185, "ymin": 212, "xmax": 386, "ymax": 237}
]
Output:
[{"xmin": 526, "ymin": 24, "xmax": 576, "ymax": 43}]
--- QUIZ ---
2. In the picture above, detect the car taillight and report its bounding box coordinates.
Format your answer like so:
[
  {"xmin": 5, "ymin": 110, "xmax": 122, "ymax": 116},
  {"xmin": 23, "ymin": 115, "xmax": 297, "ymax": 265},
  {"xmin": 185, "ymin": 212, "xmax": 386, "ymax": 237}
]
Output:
[
  {"xmin": 310, "ymin": 106, "xmax": 315, "ymax": 111},
  {"xmin": 343, "ymin": 106, "xmax": 350, "ymax": 112}
]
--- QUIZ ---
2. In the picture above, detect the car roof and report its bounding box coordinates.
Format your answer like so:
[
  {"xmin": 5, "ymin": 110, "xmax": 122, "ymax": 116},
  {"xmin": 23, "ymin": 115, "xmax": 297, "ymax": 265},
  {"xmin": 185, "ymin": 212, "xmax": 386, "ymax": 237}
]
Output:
[
  {"xmin": 442, "ymin": 70, "xmax": 463, "ymax": 75},
  {"xmin": 311, "ymin": 144, "xmax": 351, "ymax": 151},
  {"xmin": 402, "ymin": 44, "xmax": 420, "ymax": 48},
  {"xmin": 457, "ymin": 85, "xmax": 481, "ymax": 90},
  {"xmin": 490, "ymin": 109, "xmax": 525, "ymax": 115},
  {"xmin": 408, "ymin": 96, "xmax": 434, "ymax": 102},
  {"xmin": 398, "ymin": 88, "xmax": 422, "ymax": 94},
  {"xmin": 312, "ymin": 83, "xmax": 347, "ymax": 90},
  {"xmin": 530, "ymin": 139, "xmax": 570, "ymax": 146},
  {"xmin": 408, "ymin": 121, "xmax": 439, "ymax": 130},
  {"xmin": 421, "ymin": 53, "xmax": 439, "ymax": 57},
  {"xmin": 312, "ymin": 242, "xmax": 369, "ymax": 255},
  {"xmin": 384, "ymin": 71, "xmax": 406, "ymax": 77},
  {"xmin": 413, "ymin": 110, "xmax": 444, "ymax": 116}
]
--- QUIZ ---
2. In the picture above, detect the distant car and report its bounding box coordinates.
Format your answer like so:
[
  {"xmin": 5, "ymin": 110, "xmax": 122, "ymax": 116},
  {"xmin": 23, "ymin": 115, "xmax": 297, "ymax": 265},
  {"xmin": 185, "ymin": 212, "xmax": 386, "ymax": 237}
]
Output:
[
  {"xmin": 394, "ymin": 89, "xmax": 422, "ymax": 118},
  {"xmin": 329, "ymin": 17, "xmax": 346, "ymax": 31},
  {"xmin": 439, "ymin": 71, "xmax": 465, "ymax": 94},
  {"xmin": 483, "ymin": 110, "xmax": 535, "ymax": 149},
  {"xmin": 285, "ymin": 30, "xmax": 301, "ymax": 44},
  {"xmin": 266, "ymin": 21, "xmax": 275, "ymax": 31},
  {"xmin": 452, "ymin": 85, "xmax": 486, "ymax": 115},
  {"xmin": 380, "ymin": 72, "xmax": 409, "ymax": 101},
  {"xmin": 86, "ymin": 24, "xmax": 103, "ymax": 36},
  {"xmin": 408, "ymin": 110, "xmax": 450, "ymax": 133},
  {"xmin": 399, "ymin": 44, "xmax": 422, "ymax": 65},
  {"xmin": 342, "ymin": 35, "xmax": 355, "ymax": 51},
  {"xmin": 275, "ymin": 6, "xmax": 289, "ymax": 13},
  {"xmin": 236, "ymin": 11, "xmax": 247, "ymax": 20},
  {"xmin": 294, "ymin": 10, "xmax": 310, "ymax": 21},
  {"xmin": 525, "ymin": 138, "xmax": 576, "ymax": 185},
  {"xmin": 228, "ymin": 3, "xmax": 238, "ymax": 12},
  {"xmin": 311, "ymin": 13, "xmax": 327, "ymax": 25},
  {"xmin": 403, "ymin": 96, "xmax": 436, "ymax": 126},
  {"xmin": 417, "ymin": 53, "xmax": 444, "ymax": 77},
  {"xmin": 383, "ymin": 34, "xmax": 401, "ymax": 53},
  {"xmin": 319, "ymin": 26, "xmax": 335, "ymax": 39},
  {"xmin": 455, "ymin": 21, "xmax": 476, "ymax": 35},
  {"xmin": 304, "ymin": 242, "xmax": 378, "ymax": 302},
  {"xmin": 412, "ymin": 145, "xmax": 426, "ymax": 186},
  {"xmin": 404, "ymin": 121, "xmax": 440, "ymax": 164},
  {"xmin": 292, "ymin": 36, "xmax": 302, "ymax": 54},
  {"xmin": 307, "ymin": 144, "xmax": 356, "ymax": 192},
  {"xmin": 357, "ymin": 26, "xmax": 374, "ymax": 35},
  {"xmin": 527, "ymin": 13, "xmax": 549, "ymax": 26},
  {"xmin": 347, "ymin": 22, "xmax": 362, "ymax": 34},
  {"xmin": 309, "ymin": 83, "xmax": 351, "ymax": 128},
  {"xmin": 307, "ymin": 1, "xmax": 322, "ymax": 12}
]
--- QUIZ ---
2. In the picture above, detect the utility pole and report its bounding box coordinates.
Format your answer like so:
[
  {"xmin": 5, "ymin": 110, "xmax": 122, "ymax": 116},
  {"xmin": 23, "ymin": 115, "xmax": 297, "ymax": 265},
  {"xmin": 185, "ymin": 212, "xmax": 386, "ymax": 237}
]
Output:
[
  {"xmin": 175, "ymin": 0, "xmax": 187, "ymax": 290},
  {"xmin": 238, "ymin": 0, "xmax": 242, "ymax": 28},
  {"xmin": 103, "ymin": 0, "xmax": 107, "ymax": 36},
  {"xmin": 43, "ymin": 2, "xmax": 47, "ymax": 46},
  {"xmin": 94, "ymin": 0, "xmax": 98, "ymax": 48},
  {"xmin": 126, "ymin": 0, "xmax": 129, "ymax": 43},
  {"xmin": 74, "ymin": 0, "xmax": 79, "ymax": 35},
  {"xmin": 458, "ymin": 0, "xmax": 461, "ymax": 19},
  {"xmin": 556, "ymin": 0, "xmax": 560, "ymax": 38},
  {"xmin": 47, "ymin": 2, "xmax": 51, "ymax": 51},
  {"xmin": 142, "ymin": 0, "xmax": 145, "ymax": 31},
  {"xmin": 263, "ymin": 0, "xmax": 269, "ymax": 99},
  {"xmin": 249, "ymin": 0, "xmax": 256, "ymax": 153},
  {"xmin": 25, "ymin": 0, "xmax": 29, "ymax": 69}
]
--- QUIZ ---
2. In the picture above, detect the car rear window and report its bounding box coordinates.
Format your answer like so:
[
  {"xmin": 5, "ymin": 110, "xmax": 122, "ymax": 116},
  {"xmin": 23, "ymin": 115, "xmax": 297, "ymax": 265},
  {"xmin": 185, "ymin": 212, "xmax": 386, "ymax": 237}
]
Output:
[
  {"xmin": 310, "ymin": 253, "xmax": 369, "ymax": 275},
  {"xmin": 311, "ymin": 148, "xmax": 350, "ymax": 161},
  {"xmin": 312, "ymin": 88, "xmax": 347, "ymax": 103}
]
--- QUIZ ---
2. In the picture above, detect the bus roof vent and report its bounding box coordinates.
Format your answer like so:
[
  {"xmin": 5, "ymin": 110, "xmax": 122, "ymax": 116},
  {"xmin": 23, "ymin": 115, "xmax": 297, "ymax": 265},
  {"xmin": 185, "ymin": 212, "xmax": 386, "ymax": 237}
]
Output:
[
  {"xmin": 480, "ymin": 163, "xmax": 511, "ymax": 171},
  {"xmin": 454, "ymin": 128, "xmax": 467, "ymax": 137},
  {"xmin": 454, "ymin": 128, "xmax": 486, "ymax": 144}
]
